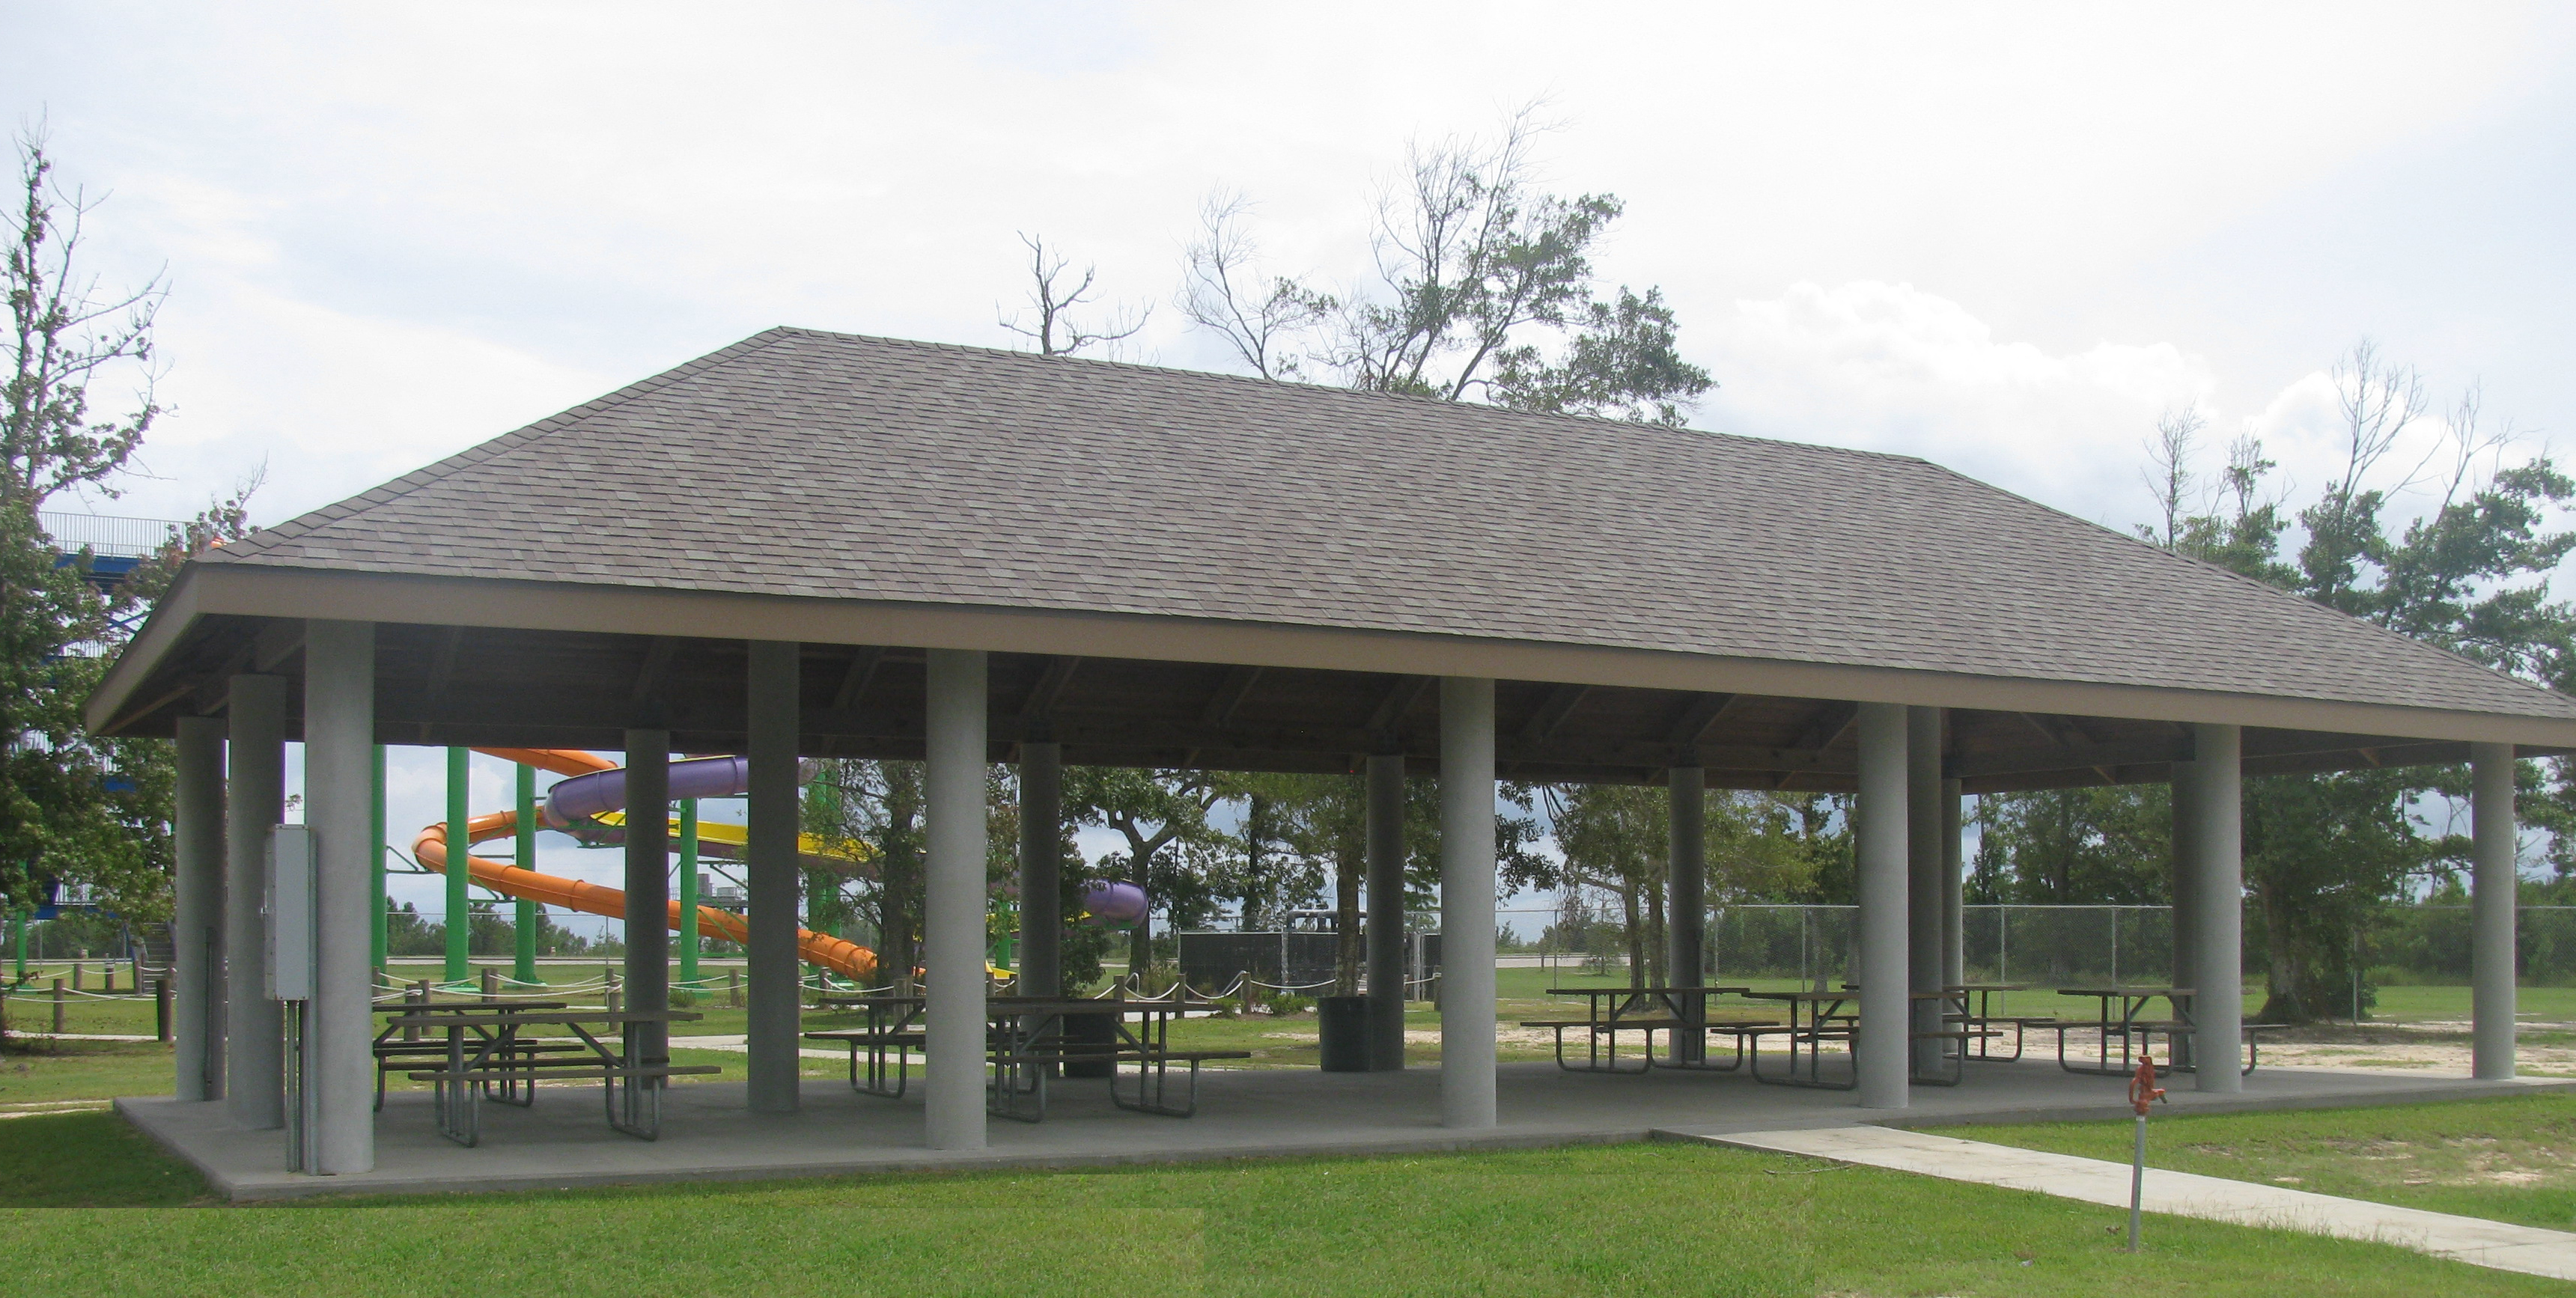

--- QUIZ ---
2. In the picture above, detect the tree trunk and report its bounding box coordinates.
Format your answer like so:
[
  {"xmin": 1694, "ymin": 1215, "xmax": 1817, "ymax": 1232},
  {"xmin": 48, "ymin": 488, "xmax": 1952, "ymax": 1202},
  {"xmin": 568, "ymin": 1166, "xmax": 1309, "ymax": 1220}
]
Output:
[
  {"xmin": 2256, "ymin": 885, "xmax": 2312, "ymax": 1024},
  {"xmin": 1334, "ymin": 847, "xmax": 1361, "ymax": 996},
  {"xmin": 1620, "ymin": 886, "xmax": 1645, "ymax": 990},
  {"xmin": 1128, "ymin": 844, "xmax": 1154, "ymax": 981}
]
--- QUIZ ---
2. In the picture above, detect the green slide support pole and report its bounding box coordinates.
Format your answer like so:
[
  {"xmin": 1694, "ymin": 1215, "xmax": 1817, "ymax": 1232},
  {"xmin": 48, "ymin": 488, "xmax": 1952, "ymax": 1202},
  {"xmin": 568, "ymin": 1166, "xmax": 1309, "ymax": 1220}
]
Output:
[
  {"xmin": 12, "ymin": 908, "xmax": 25, "ymax": 981},
  {"xmin": 445, "ymin": 746, "xmax": 470, "ymax": 986},
  {"xmin": 514, "ymin": 764, "xmax": 539, "ymax": 986},
  {"xmin": 678, "ymin": 799, "xmax": 701, "ymax": 987},
  {"xmin": 370, "ymin": 745, "xmax": 388, "ymax": 975}
]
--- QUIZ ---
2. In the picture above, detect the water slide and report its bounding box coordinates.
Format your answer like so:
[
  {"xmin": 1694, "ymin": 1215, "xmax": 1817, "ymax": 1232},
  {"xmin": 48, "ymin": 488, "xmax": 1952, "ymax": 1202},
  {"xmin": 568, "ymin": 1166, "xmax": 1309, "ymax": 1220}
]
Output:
[{"xmin": 411, "ymin": 748, "xmax": 880, "ymax": 981}]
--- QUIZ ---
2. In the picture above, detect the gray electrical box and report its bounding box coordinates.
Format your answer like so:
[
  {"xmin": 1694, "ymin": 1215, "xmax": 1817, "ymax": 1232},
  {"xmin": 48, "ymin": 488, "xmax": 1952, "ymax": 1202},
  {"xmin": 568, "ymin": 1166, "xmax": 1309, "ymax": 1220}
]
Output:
[{"xmin": 267, "ymin": 825, "xmax": 316, "ymax": 1002}]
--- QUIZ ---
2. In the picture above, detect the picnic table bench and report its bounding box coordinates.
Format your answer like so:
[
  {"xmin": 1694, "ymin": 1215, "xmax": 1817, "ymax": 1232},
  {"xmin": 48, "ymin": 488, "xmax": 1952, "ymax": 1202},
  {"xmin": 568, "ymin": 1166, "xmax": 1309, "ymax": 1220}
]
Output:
[
  {"xmin": 1529, "ymin": 986, "xmax": 1756, "ymax": 1073},
  {"xmin": 806, "ymin": 995, "xmax": 1251, "ymax": 1121},
  {"xmin": 377, "ymin": 1007, "xmax": 713, "ymax": 1145},
  {"xmin": 985, "ymin": 997, "xmax": 1249, "ymax": 1121},
  {"xmin": 372, "ymin": 1000, "xmax": 578, "ymax": 1109}
]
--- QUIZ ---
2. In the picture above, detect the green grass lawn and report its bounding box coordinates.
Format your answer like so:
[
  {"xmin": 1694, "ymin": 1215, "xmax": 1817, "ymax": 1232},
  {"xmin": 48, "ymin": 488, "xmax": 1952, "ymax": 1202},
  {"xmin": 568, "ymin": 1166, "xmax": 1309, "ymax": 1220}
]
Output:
[
  {"xmin": 1968, "ymin": 1092, "xmax": 2576, "ymax": 1233},
  {"xmin": 3, "ymin": 1111, "xmax": 2565, "ymax": 1296}
]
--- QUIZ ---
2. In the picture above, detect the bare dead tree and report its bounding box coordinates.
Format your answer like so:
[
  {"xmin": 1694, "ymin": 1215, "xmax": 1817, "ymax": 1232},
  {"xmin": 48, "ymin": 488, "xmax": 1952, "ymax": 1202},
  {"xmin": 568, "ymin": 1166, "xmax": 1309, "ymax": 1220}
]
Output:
[
  {"xmin": 997, "ymin": 232, "xmax": 1148, "ymax": 358},
  {"xmin": 1178, "ymin": 192, "xmax": 1331, "ymax": 380},
  {"xmin": 2139, "ymin": 404, "xmax": 2205, "ymax": 548}
]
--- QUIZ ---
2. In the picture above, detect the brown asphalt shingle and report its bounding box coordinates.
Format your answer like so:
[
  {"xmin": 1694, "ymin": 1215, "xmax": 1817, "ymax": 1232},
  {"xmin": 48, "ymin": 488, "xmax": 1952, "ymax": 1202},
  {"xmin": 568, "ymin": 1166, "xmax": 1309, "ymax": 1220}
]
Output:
[{"xmin": 209, "ymin": 328, "xmax": 2576, "ymax": 721}]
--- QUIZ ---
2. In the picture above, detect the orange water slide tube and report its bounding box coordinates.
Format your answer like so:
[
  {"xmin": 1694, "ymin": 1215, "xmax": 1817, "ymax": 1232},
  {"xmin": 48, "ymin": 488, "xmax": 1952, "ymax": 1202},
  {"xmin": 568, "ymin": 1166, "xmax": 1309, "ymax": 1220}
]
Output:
[{"xmin": 412, "ymin": 749, "xmax": 878, "ymax": 981}]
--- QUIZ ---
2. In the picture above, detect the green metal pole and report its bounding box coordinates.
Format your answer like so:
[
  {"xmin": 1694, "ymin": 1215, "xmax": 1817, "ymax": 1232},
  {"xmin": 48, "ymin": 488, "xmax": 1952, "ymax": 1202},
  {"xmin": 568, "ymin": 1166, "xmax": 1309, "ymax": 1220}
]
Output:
[
  {"xmin": 12, "ymin": 909, "xmax": 25, "ymax": 981},
  {"xmin": 445, "ymin": 746, "xmax": 470, "ymax": 985},
  {"xmin": 514, "ymin": 764, "xmax": 539, "ymax": 985},
  {"xmin": 678, "ymin": 799, "xmax": 701, "ymax": 987},
  {"xmin": 370, "ymin": 745, "xmax": 388, "ymax": 974}
]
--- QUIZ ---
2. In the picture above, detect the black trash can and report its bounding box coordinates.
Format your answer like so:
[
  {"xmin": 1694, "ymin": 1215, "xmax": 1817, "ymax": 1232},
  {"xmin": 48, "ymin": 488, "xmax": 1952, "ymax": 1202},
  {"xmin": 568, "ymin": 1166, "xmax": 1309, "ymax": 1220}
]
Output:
[
  {"xmin": 1317, "ymin": 995, "xmax": 1371, "ymax": 1072},
  {"xmin": 1062, "ymin": 1011, "xmax": 1118, "ymax": 1078}
]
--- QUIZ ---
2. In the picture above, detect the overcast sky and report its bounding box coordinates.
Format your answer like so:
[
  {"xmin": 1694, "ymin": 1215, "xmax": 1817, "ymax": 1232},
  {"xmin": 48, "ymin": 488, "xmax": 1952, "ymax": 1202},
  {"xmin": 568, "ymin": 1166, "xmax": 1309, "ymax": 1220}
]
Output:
[{"xmin": 10, "ymin": 3, "xmax": 2571, "ymax": 930}]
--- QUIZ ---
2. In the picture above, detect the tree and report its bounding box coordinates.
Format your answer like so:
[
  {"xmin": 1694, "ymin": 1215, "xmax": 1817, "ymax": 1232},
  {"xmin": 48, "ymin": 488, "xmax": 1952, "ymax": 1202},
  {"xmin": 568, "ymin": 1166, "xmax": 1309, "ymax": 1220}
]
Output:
[
  {"xmin": 1, "ymin": 130, "xmax": 171, "ymax": 924},
  {"xmin": 2141, "ymin": 340, "xmax": 2576, "ymax": 1021},
  {"xmin": 1973, "ymin": 787, "xmax": 2169, "ymax": 905},
  {"xmin": 1181, "ymin": 106, "xmax": 1712, "ymax": 424},
  {"xmin": 999, "ymin": 233, "xmax": 1148, "ymax": 358},
  {"xmin": 1065, "ymin": 766, "xmax": 1225, "ymax": 975}
]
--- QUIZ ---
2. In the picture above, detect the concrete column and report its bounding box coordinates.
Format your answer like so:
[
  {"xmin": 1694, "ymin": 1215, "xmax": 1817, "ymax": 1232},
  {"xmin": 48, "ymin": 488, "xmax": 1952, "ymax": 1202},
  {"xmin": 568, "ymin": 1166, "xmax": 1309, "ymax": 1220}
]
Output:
[
  {"xmin": 2190, "ymin": 724, "xmax": 2243, "ymax": 1092},
  {"xmin": 1017, "ymin": 741, "xmax": 1063, "ymax": 999},
  {"xmin": 624, "ymin": 733, "xmax": 670, "ymax": 1072},
  {"xmin": 1364, "ymin": 752, "xmax": 1407, "ymax": 1070},
  {"xmin": 2167, "ymin": 758, "xmax": 2202, "ymax": 1069},
  {"xmin": 2472, "ymin": 743, "xmax": 2518, "ymax": 1080},
  {"xmin": 924, "ymin": 649, "xmax": 989, "ymax": 1150},
  {"xmin": 1855, "ymin": 702, "xmax": 1910, "ymax": 1109},
  {"xmin": 1666, "ymin": 764, "xmax": 1706, "ymax": 1064},
  {"xmin": 173, "ymin": 715, "xmax": 226, "ymax": 1101},
  {"xmin": 1905, "ymin": 707, "xmax": 1943, "ymax": 1076},
  {"xmin": 223, "ymin": 674, "xmax": 287, "ymax": 1130},
  {"xmin": 1940, "ymin": 777, "xmax": 1964, "ymax": 990},
  {"xmin": 304, "ymin": 620, "xmax": 375, "ymax": 1174},
  {"xmin": 1438, "ymin": 677, "xmax": 1496, "ymax": 1130},
  {"xmin": 745, "ymin": 641, "xmax": 802, "ymax": 1113}
]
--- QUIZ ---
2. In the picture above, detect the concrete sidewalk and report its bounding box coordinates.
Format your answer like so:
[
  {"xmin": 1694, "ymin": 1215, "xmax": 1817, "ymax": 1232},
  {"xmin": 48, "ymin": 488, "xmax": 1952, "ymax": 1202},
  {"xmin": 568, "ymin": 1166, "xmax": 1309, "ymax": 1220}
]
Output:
[{"xmin": 1683, "ymin": 1124, "xmax": 2576, "ymax": 1282}]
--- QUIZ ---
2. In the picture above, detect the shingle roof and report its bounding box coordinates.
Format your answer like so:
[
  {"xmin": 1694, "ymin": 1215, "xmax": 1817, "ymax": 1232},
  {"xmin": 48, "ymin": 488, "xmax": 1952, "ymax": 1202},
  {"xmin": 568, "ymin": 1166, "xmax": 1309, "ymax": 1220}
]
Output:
[{"xmin": 209, "ymin": 327, "xmax": 2576, "ymax": 722}]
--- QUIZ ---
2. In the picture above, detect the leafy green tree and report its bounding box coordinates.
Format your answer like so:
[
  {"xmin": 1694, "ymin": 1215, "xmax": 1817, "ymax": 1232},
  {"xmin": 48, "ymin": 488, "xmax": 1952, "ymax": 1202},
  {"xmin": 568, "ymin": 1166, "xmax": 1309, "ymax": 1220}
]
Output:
[
  {"xmin": 2137, "ymin": 343, "xmax": 2576, "ymax": 1021},
  {"xmin": 1973, "ymin": 786, "xmax": 2169, "ymax": 905},
  {"xmin": 1, "ymin": 130, "xmax": 171, "ymax": 924}
]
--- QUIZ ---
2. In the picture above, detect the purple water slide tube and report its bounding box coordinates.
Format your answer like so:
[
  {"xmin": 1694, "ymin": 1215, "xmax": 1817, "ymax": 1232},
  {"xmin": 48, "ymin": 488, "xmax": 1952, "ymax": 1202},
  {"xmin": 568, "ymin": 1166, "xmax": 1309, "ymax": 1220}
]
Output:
[
  {"xmin": 1078, "ymin": 880, "xmax": 1149, "ymax": 929},
  {"xmin": 546, "ymin": 755, "xmax": 755, "ymax": 823}
]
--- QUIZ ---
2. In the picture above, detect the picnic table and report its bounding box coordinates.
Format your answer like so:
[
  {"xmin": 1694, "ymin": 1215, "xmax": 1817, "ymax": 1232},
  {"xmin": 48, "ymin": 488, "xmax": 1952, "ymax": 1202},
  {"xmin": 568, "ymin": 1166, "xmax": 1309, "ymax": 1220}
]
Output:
[
  {"xmin": 2052, "ymin": 986, "xmax": 2191, "ymax": 1076},
  {"xmin": 371, "ymin": 999, "xmax": 573, "ymax": 1109},
  {"xmin": 1526, "ymin": 986, "xmax": 1758, "ymax": 1073},
  {"xmin": 1945, "ymin": 984, "xmax": 2039, "ymax": 1061},
  {"xmin": 1739, "ymin": 987, "xmax": 2004, "ymax": 1088},
  {"xmin": 1738, "ymin": 990, "xmax": 1860, "ymax": 1090},
  {"xmin": 802, "ymin": 994, "xmax": 1250, "ymax": 1121},
  {"xmin": 375, "ymin": 1006, "xmax": 713, "ymax": 1145},
  {"xmin": 809, "ymin": 993, "xmax": 926, "ymax": 1097}
]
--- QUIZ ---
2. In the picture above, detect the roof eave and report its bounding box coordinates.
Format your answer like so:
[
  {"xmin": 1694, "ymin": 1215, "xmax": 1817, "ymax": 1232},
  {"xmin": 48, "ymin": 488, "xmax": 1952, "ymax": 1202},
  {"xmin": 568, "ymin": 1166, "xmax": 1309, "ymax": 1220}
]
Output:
[{"xmin": 88, "ymin": 561, "xmax": 2576, "ymax": 750}]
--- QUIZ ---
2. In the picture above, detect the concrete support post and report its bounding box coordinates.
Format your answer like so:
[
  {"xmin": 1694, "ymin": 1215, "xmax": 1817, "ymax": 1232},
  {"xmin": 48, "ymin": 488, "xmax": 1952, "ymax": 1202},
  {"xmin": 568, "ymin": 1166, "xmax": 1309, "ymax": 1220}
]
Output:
[
  {"xmin": 1364, "ymin": 752, "xmax": 1407, "ymax": 1070},
  {"xmin": 1855, "ymin": 702, "xmax": 1910, "ymax": 1109},
  {"xmin": 2471, "ymin": 742, "xmax": 2518, "ymax": 1080},
  {"xmin": 1666, "ymin": 764, "xmax": 1706, "ymax": 1064},
  {"xmin": 2167, "ymin": 759, "xmax": 2202, "ymax": 1069},
  {"xmin": 223, "ymin": 674, "xmax": 287, "ymax": 1130},
  {"xmin": 304, "ymin": 620, "xmax": 376, "ymax": 1174},
  {"xmin": 1438, "ymin": 677, "xmax": 1496, "ymax": 1130},
  {"xmin": 173, "ymin": 716, "xmax": 226, "ymax": 1101},
  {"xmin": 745, "ymin": 640, "xmax": 803, "ymax": 1112},
  {"xmin": 1905, "ymin": 707, "xmax": 1943, "ymax": 1076},
  {"xmin": 623, "ymin": 733, "xmax": 670, "ymax": 1075},
  {"xmin": 924, "ymin": 649, "xmax": 989, "ymax": 1150},
  {"xmin": 1017, "ymin": 741, "xmax": 1063, "ymax": 999},
  {"xmin": 2191, "ymin": 724, "xmax": 2243, "ymax": 1092},
  {"xmin": 1940, "ymin": 777, "xmax": 1964, "ymax": 990}
]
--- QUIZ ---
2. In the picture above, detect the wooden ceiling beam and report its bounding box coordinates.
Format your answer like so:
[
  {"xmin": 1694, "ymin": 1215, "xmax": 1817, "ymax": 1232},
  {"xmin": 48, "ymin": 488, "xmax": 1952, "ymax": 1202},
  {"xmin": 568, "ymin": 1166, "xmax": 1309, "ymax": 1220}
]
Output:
[
  {"xmin": 1518, "ymin": 683, "xmax": 1591, "ymax": 746},
  {"xmin": 1199, "ymin": 664, "xmax": 1263, "ymax": 729}
]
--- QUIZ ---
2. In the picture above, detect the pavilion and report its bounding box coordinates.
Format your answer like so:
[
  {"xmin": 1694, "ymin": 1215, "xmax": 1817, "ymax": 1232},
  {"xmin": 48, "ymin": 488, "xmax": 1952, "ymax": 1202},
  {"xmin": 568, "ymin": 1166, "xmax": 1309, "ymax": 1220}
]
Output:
[{"xmin": 88, "ymin": 328, "xmax": 2576, "ymax": 1177}]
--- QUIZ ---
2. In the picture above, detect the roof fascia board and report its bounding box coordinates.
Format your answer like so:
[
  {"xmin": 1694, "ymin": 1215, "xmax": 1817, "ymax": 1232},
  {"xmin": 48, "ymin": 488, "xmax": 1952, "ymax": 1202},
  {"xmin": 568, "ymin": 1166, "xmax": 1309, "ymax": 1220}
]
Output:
[
  {"xmin": 84, "ymin": 566, "xmax": 208, "ymax": 732},
  {"xmin": 130, "ymin": 563, "xmax": 2576, "ymax": 749}
]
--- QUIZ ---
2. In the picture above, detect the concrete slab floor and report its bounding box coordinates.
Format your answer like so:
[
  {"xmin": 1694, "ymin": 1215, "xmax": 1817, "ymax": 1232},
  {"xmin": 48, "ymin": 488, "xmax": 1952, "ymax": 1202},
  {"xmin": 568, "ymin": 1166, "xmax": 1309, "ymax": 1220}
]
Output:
[{"xmin": 116, "ymin": 1058, "xmax": 2576, "ymax": 1202}]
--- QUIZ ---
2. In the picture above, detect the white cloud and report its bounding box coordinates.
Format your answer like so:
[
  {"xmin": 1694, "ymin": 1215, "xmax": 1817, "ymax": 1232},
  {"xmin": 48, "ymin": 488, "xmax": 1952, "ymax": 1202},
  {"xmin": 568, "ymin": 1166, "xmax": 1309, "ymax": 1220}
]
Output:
[{"xmin": 1702, "ymin": 280, "xmax": 2214, "ymax": 526}]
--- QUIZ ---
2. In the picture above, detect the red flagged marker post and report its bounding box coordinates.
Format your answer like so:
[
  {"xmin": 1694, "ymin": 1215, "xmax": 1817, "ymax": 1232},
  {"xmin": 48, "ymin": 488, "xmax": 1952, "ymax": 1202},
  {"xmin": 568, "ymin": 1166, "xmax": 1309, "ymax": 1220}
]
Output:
[{"xmin": 2128, "ymin": 1053, "xmax": 2169, "ymax": 1252}]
